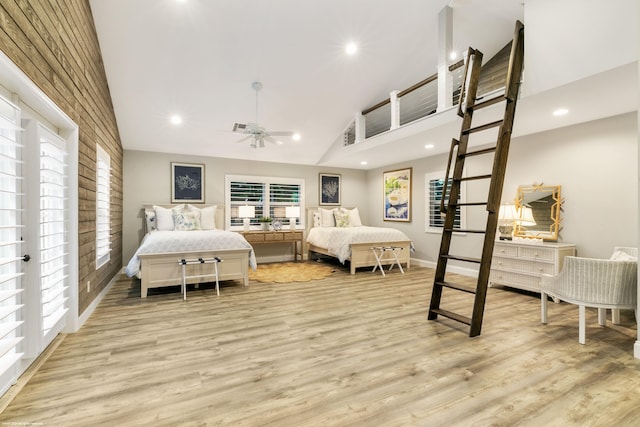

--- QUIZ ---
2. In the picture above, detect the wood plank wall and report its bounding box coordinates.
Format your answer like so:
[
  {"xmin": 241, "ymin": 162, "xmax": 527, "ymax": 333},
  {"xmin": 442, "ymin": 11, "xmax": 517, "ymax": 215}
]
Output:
[{"xmin": 0, "ymin": 1, "xmax": 123, "ymax": 314}]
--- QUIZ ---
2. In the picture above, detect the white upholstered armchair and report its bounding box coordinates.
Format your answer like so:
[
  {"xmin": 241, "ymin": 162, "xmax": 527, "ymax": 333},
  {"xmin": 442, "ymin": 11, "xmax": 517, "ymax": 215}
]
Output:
[{"xmin": 541, "ymin": 247, "xmax": 637, "ymax": 344}]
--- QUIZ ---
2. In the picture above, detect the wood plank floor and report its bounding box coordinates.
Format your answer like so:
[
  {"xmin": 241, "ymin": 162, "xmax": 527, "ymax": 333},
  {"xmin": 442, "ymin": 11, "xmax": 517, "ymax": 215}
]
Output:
[{"xmin": 1, "ymin": 262, "xmax": 639, "ymax": 426}]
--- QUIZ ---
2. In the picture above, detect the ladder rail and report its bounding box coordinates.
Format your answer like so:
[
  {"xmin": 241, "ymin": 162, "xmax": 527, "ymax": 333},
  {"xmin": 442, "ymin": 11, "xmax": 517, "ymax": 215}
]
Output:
[{"xmin": 428, "ymin": 20, "xmax": 525, "ymax": 337}]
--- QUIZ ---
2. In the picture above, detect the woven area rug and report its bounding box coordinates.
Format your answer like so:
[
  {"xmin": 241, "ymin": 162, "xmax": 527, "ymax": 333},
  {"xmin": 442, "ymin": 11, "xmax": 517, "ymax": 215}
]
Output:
[{"xmin": 249, "ymin": 262, "xmax": 335, "ymax": 283}]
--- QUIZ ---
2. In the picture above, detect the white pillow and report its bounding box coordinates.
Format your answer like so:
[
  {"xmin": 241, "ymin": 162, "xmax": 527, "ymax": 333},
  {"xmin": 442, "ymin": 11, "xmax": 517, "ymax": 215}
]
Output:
[
  {"xmin": 173, "ymin": 211, "xmax": 201, "ymax": 231},
  {"xmin": 313, "ymin": 211, "xmax": 321, "ymax": 228},
  {"xmin": 342, "ymin": 207, "xmax": 363, "ymax": 227},
  {"xmin": 154, "ymin": 205, "xmax": 184, "ymax": 231},
  {"xmin": 189, "ymin": 204, "xmax": 217, "ymax": 230},
  {"xmin": 320, "ymin": 208, "xmax": 336, "ymax": 227},
  {"xmin": 609, "ymin": 250, "xmax": 637, "ymax": 261},
  {"xmin": 144, "ymin": 211, "xmax": 157, "ymax": 232}
]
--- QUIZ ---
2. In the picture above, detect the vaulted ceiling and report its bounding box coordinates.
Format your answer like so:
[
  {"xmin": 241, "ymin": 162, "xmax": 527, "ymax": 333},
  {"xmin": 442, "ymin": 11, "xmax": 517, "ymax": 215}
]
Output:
[{"xmin": 90, "ymin": 0, "xmax": 535, "ymax": 168}]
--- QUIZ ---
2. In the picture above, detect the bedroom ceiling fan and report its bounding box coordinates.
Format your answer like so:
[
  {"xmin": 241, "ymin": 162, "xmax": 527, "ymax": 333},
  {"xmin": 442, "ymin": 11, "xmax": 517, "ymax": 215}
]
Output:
[{"xmin": 232, "ymin": 81, "xmax": 296, "ymax": 148}]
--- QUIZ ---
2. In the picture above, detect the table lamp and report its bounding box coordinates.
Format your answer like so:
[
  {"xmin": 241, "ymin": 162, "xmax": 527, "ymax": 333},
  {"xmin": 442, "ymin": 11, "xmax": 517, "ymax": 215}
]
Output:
[
  {"xmin": 238, "ymin": 205, "xmax": 255, "ymax": 232},
  {"xmin": 285, "ymin": 206, "xmax": 300, "ymax": 231},
  {"xmin": 498, "ymin": 204, "xmax": 518, "ymax": 240}
]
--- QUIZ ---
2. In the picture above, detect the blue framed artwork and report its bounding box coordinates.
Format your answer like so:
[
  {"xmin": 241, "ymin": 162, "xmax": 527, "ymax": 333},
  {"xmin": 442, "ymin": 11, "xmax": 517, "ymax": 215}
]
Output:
[
  {"xmin": 171, "ymin": 162, "xmax": 205, "ymax": 203},
  {"xmin": 319, "ymin": 173, "xmax": 341, "ymax": 206}
]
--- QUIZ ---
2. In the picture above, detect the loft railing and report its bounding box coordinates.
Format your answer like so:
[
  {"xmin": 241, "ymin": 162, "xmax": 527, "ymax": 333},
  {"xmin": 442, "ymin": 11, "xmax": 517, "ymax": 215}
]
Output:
[{"xmin": 341, "ymin": 40, "xmax": 512, "ymax": 146}]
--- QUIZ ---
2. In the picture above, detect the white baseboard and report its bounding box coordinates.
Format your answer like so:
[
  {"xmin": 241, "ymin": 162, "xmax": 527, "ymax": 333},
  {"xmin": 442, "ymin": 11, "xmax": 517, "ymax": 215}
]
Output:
[
  {"xmin": 410, "ymin": 258, "xmax": 478, "ymax": 278},
  {"xmin": 64, "ymin": 272, "xmax": 118, "ymax": 333},
  {"xmin": 635, "ymin": 340, "xmax": 640, "ymax": 359}
]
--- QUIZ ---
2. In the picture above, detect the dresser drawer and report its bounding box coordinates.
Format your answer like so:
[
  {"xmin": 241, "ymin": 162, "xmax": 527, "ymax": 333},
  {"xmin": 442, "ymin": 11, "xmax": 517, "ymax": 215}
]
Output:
[
  {"xmin": 264, "ymin": 233, "xmax": 284, "ymax": 241},
  {"xmin": 282, "ymin": 232, "xmax": 302, "ymax": 240},
  {"xmin": 493, "ymin": 257, "xmax": 554, "ymax": 275},
  {"xmin": 518, "ymin": 246, "xmax": 554, "ymax": 261},
  {"xmin": 490, "ymin": 270, "xmax": 542, "ymax": 290},
  {"xmin": 243, "ymin": 233, "xmax": 265, "ymax": 243},
  {"xmin": 494, "ymin": 243, "xmax": 518, "ymax": 257}
]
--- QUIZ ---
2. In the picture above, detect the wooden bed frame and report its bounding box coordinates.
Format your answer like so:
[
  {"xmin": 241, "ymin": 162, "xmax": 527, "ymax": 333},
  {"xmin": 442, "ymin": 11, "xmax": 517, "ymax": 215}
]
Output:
[
  {"xmin": 306, "ymin": 208, "xmax": 411, "ymax": 275},
  {"xmin": 137, "ymin": 205, "xmax": 251, "ymax": 298}
]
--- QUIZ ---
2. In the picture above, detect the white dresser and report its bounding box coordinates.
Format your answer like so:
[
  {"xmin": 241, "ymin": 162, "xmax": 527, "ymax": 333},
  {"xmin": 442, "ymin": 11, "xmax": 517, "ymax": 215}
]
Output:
[{"xmin": 489, "ymin": 240, "xmax": 576, "ymax": 293}]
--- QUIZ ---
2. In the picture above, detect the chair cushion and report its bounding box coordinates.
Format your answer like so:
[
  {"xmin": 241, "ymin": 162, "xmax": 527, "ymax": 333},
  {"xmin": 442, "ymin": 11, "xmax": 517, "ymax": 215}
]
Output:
[{"xmin": 609, "ymin": 250, "xmax": 637, "ymax": 261}]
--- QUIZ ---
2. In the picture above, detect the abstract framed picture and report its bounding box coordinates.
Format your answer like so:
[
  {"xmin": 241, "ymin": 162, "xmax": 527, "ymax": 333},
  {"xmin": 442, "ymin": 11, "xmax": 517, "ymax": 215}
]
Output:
[
  {"xmin": 171, "ymin": 162, "xmax": 205, "ymax": 203},
  {"xmin": 319, "ymin": 173, "xmax": 341, "ymax": 206},
  {"xmin": 383, "ymin": 167, "xmax": 412, "ymax": 222}
]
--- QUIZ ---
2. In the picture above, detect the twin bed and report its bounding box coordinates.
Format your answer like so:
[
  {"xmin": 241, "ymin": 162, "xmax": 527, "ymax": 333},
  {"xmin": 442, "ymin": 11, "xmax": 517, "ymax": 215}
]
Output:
[
  {"xmin": 305, "ymin": 207, "xmax": 412, "ymax": 275},
  {"xmin": 125, "ymin": 205, "xmax": 256, "ymax": 298},
  {"xmin": 125, "ymin": 204, "xmax": 412, "ymax": 298}
]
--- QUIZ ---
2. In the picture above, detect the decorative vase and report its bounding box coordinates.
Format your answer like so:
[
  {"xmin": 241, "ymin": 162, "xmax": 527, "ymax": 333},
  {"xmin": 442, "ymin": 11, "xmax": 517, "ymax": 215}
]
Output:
[{"xmin": 261, "ymin": 222, "xmax": 271, "ymax": 231}]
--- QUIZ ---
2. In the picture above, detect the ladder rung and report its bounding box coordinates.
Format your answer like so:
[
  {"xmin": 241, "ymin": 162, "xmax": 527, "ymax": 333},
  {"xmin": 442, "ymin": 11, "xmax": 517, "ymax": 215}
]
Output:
[
  {"xmin": 430, "ymin": 308, "xmax": 472, "ymax": 326},
  {"xmin": 462, "ymin": 119, "xmax": 503, "ymax": 135},
  {"xmin": 457, "ymin": 174, "xmax": 492, "ymax": 182},
  {"xmin": 445, "ymin": 228, "xmax": 486, "ymax": 234},
  {"xmin": 460, "ymin": 147, "xmax": 496, "ymax": 158},
  {"xmin": 435, "ymin": 281, "xmax": 476, "ymax": 294},
  {"xmin": 472, "ymin": 95, "xmax": 505, "ymax": 110},
  {"xmin": 451, "ymin": 202, "xmax": 487, "ymax": 207},
  {"xmin": 441, "ymin": 254, "xmax": 482, "ymax": 264}
]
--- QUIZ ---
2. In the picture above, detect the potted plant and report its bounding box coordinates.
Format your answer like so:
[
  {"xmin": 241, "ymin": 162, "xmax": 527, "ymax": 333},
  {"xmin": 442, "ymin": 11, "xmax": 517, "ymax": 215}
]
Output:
[{"xmin": 258, "ymin": 216, "xmax": 272, "ymax": 231}]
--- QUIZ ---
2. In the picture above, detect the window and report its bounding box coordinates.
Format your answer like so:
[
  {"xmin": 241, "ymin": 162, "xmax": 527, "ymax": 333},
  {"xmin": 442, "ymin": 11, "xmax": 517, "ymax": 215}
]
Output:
[
  {"xmin": 425, "ymin": 171, "xmax": 465, "ymax": 233},
  {"xmin": 0, "ymin": 94, "xmax": 25, "ymax": 385},
  {"xmin": 225, "ymin": 175, "xmax": 304, "ymax": 230},
  {"xmin": 96, "ymin": 144, "xmax": 110, "ymax": 268},
  {"xmin": 38, "ymin": 125, "xmax": 70, "ymax": 337}
]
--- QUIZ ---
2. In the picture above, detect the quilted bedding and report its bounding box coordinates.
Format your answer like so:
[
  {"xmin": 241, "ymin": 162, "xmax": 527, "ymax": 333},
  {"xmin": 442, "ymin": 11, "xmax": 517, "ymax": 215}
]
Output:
[
  {"xmin": 306, "ymin": 226, "xmax": 413, "ymax": 263},
  {"xmin": 125, "ymin": 230, "xmax": 257, "ymax": 277}
]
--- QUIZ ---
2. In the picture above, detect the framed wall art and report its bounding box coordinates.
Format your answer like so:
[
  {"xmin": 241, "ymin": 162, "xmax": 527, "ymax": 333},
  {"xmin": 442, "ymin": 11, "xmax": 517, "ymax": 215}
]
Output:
[
  {"xmin": 383, "ymin": 167, "xmax": 411, "ymax": 222},
  {"xmin": 319, "ymin": 173, "xmax": 341, "ymax": 206},
  {"xmin": 171, "ymin": 162, "xmax": 205, "ymax": 203}
]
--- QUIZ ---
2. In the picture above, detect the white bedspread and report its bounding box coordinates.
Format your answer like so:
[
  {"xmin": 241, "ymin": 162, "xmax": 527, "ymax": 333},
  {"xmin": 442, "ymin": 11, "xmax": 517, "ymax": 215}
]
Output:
[
  {"xmin": 125, "ymin": 230, "xmax": 257, "ymax": 277},
  {"xmin": 306, "ymin": 226, "xmax": 412, "ymax": 263}
]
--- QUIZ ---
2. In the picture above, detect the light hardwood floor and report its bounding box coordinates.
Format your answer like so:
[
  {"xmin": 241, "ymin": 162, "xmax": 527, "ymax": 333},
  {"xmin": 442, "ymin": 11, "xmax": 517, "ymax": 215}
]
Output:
[{"xmin": 1, "ymin": 262, "xmax": 639, "ymax": 426}]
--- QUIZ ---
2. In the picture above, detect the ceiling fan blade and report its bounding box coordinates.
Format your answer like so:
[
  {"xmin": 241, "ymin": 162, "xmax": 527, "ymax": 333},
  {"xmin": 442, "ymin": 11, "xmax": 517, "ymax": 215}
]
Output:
[
  {"xmin": 268, "ymin": 131, "xmax": 295, "ymax": 137},
  {"xmin": 235, "ymin": 135, "xmax": 253, "ymax": 144}
]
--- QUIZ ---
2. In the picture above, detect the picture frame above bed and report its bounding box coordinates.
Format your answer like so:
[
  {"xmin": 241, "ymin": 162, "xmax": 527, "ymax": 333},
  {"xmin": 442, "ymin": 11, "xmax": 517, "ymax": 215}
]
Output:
[
  {"xmin": 319, "ymin": 173, "xmax": 341, "ymax": 206},
  {"xmin": 171, "ymin": 162, "xmax": 205, "ymax": 203},
  {"xmin": 383, "ymin": 167, "xmax": 412, "ymax": 222}
]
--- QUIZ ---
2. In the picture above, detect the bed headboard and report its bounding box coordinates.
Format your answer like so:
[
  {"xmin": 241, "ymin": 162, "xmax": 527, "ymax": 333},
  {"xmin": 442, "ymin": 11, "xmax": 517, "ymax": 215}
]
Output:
[
  {"xmin": 143, "ymin": 204, "xmax": 225, "ymax": 232},
  {"xmin": 306, "ymin": 206, "xmax": 358, "ymax": 233}
]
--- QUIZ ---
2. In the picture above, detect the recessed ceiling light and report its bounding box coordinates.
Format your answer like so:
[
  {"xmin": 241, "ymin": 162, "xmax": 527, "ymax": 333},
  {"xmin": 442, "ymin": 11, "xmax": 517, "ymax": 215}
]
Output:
[
  {"xmin": 425, "ymin": 144, "xmax": 435, "ymax": 149},
  {"xmin": 345, "ymin": 42, "xmax": 358, "ymax": 56},
  {"xmin": 360, "ymin": 161, "xmax": 367, "ymax": 165},
  {"xmin": 292, "ymin": 133, "xmax": 301, "ymax": 141},
  {"xmin": 170, "ymin": 115, "xmax": 183, "ymax": 125},
  {"xmin": 552, "ymin": 108, "xmax": 569, "ymax": 116}
]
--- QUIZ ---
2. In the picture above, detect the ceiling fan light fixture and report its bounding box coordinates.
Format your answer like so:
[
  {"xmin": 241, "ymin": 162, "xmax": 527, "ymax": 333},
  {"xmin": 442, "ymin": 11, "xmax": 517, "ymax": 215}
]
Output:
[{"xmin": 233, "ymin": 82, "xmax": 296, "ymax": 149}]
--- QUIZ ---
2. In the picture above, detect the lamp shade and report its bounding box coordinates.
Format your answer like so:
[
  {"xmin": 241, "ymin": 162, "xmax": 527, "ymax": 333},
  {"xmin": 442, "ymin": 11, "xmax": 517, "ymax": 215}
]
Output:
[
  {"xmin": 285, "ymin": 206, "xmax": 300, "ymax": 218},
  {"xmin": 238, "ymin": 205, "xmax": 255, "ymax": 219},
  {"xmin": 518, "ymin": 206, "xmax": 536, "ymax": 226},
  {"xmin": 498, "ymin": 204, "xmax": 518, "ymax": 223}
]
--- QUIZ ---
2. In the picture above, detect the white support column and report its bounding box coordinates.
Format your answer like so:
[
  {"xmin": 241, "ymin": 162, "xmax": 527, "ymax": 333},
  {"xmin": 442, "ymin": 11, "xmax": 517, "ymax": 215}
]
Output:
[
  {"xmin": 437, "ymin": 5, "xmax": 453, "ymax": 112},
  {"xmin": 354, "ymin": 112, "xmax": 366, "ymax": 143},
  {"xmin": 390, "ymin": 90, "xmax": 400, "ymax": 130}
]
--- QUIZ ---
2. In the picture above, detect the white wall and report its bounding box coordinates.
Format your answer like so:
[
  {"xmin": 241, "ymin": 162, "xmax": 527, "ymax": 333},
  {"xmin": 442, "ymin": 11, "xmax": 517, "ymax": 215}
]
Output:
[
  {"xmin": 365, "ymin": 112, "xmax": 638, "ymax": 268},
  {"xmin": 524, "ymin": 0, "xmax": 639, "ymax": 96},
  {"xmin": 122, "ymin": 151, "xmax": 367, "ymax": 264}
]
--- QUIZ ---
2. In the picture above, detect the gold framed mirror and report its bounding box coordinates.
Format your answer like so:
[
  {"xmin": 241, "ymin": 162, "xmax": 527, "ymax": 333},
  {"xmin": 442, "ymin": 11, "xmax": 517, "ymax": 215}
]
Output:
[{"xmin": 513, "ymin": 184, "xmax": 562, "ymax": 241}]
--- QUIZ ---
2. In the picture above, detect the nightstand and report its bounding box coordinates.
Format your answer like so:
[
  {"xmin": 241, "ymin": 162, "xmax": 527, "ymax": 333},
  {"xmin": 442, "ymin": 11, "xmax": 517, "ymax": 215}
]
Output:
[{"xmin": 239, "ymin": 230, "xmax": 303, "ymax": 261}]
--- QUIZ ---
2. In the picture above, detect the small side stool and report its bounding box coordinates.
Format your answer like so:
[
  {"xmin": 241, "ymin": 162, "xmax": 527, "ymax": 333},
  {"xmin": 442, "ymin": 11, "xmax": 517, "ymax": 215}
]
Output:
[
  {"xmin": 179, "ymin": 257, "xmax": 223, "ymax": 300},
  {"xmin": 371, "ymin": 246, "xmax": 404, "ymax": 276}
]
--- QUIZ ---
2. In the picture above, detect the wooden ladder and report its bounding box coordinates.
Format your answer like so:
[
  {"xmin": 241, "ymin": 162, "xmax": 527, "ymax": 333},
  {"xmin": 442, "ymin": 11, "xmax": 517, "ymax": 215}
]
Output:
[{"xmin": 428, "ymin": 21, "xmax": 524, "ymax": 337}]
